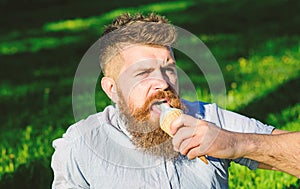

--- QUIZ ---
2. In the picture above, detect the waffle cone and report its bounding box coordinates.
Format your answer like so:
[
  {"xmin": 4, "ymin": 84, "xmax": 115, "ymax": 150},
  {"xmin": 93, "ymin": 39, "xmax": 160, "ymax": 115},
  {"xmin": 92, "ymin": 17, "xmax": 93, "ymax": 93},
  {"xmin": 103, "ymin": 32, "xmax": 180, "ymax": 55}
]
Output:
[
  {"xmin": 160, "ymin": 109, "xmax": 182, "ymax": 137},
  {"xmin": 159, "ymin": 107, "xmax": 208, "ymax": 165}
]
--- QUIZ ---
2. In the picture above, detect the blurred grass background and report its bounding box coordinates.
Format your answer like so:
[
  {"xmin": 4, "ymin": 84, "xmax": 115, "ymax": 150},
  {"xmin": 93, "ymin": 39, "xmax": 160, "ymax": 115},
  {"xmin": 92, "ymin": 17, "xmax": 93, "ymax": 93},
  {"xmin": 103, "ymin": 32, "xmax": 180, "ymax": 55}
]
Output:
[{"xmin": 0, "ymin": 0, "xmax": 300, "ymax": 188}]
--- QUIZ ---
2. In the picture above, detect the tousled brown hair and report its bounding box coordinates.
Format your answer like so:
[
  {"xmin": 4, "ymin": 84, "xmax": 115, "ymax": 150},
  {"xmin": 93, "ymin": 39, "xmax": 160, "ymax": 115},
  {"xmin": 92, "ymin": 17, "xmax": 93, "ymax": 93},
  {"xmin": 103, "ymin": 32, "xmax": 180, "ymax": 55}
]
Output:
[{"xmin": 99, "ymin": 12, "xmax": 176, "ymax": 77}]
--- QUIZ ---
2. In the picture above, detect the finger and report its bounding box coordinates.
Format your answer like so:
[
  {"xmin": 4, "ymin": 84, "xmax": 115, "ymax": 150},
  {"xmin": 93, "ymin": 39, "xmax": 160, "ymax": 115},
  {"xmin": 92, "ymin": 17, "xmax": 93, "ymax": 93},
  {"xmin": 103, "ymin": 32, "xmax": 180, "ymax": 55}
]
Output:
[
  {"xmin": 186, "ymin": 147, "xmax": 202, "ymax": 160},
  {"xmin": 170, "ymin": 114, "xmax": 198, "ymax": 135},
  {"xmin": 178, "ymin": 136, "xmax": 201, "ymax": 156},
  {"xmin": 172, "ymin": 120, "xmax": 207, "ymax": 151},
  {"xmin": 172, "ymin": 126, "xmax": 196, "ymax": 151}
]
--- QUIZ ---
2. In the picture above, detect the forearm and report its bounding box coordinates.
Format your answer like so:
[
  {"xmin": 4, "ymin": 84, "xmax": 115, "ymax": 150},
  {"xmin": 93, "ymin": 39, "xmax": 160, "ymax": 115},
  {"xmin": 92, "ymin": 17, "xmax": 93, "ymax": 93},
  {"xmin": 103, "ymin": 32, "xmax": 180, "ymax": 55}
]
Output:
[
  {"xmin": 237, "ymin": 132, "xmax": 300, "ymax": 178},
  {"xmin": 170, "ymin": 115, "xmax": 300, "ymax": 177}
]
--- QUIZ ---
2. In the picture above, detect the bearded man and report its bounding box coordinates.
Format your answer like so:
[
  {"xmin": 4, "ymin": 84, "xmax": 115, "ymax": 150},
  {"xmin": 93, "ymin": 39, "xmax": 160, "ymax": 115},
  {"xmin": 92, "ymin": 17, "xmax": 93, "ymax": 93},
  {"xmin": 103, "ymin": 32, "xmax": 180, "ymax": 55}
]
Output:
[{"xmin": 51, "ymin": 13, "xmax": 286, "ymax": 188}]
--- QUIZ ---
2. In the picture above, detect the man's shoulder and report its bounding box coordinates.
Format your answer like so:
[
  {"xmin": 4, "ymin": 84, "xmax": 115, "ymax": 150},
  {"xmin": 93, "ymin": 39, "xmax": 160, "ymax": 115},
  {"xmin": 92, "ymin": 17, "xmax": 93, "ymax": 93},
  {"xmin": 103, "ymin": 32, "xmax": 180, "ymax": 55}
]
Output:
[{"xmin": 56, "ymin": 105, "xmax": 117, "ymax": 143}]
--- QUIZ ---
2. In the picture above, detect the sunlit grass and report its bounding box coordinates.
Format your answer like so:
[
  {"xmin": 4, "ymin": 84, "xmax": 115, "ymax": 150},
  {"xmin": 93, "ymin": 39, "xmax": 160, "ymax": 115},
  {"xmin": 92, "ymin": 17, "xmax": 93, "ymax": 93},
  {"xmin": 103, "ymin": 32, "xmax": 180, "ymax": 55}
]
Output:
[
  {"xmin": 229, "ymin": 163, "xmax": 300, "ymax": 189},
  {"xmin": 0, "ymin": 77, "xmax": 73, "ymax": 98},
  {"xmin": 43, "ymin": 1, "xmax": 194, "ymax": 32},
  {"xmin": 0, "ymin": 126, "xmax": 65, "ymax": 180},
  {"xmin": 0, "ymin": 0, "xmax": 194, "ymax": 55},
  {"xmin": 225, "ymin": 49, "xmax": 300, "ymax": 110},
  {"xmin": 0, "ymin": 36, "xmax": 83, "ymax": 55},
  {"xmin": 267, "ymin": 103, "xmax": 300, "ymax": 131}
]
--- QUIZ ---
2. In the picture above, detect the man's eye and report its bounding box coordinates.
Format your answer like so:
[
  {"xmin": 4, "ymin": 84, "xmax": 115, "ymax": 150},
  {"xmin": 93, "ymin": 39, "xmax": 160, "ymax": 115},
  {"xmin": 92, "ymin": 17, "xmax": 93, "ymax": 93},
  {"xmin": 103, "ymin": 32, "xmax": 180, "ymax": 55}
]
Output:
[
  {"xmin": 165, "ymin": 68, "xmax": 176, "ymax": 75},
  {"xmin": 136, "ymin": 70, "xmax": 150, "ymax": 76}
]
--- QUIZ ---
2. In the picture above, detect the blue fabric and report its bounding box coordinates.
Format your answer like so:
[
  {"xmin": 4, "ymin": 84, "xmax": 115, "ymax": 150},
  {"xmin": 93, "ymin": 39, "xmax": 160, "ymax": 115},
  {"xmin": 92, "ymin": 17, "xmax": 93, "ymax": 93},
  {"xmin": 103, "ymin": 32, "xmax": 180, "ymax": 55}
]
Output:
[{"xmin": 181, "ymin": 99, "xmax": 208, "ymax": 119}]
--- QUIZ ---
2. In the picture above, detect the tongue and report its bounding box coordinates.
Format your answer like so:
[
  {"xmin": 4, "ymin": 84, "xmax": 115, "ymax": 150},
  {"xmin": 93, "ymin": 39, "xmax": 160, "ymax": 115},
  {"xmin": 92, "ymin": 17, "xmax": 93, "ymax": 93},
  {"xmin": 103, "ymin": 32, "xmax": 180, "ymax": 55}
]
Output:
[
  {"xmin": 151, "ymin": 104, "xmax": 162, "ymax": 115},
  {"xmin": 152, "ymin": 103, "xmax": 170, "ymax": 115}
]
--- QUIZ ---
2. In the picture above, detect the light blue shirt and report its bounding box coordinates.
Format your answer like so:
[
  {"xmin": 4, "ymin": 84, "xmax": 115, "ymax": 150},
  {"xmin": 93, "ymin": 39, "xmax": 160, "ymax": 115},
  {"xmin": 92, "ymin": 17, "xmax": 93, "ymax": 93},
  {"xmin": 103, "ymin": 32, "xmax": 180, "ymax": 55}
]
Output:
[{"xmin": 51, "ymin": 100, "xmax": 274, "ymax": 188}]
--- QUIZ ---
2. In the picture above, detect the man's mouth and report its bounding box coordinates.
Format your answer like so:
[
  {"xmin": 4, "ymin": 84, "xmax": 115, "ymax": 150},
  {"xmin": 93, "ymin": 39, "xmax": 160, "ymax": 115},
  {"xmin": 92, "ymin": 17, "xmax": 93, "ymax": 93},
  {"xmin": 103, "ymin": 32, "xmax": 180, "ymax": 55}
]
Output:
[{"xmin": 150, "ymin": 99, "xmax": 170, "ymax": 116}]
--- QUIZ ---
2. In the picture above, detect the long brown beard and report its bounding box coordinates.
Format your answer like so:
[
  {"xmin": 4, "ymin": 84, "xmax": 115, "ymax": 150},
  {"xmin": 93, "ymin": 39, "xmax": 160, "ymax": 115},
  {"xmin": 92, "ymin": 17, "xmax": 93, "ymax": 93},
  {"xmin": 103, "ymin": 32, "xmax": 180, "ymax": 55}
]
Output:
[{"xmin": 117, "ymin": 88, "xmax": 184, "ymax": 159}]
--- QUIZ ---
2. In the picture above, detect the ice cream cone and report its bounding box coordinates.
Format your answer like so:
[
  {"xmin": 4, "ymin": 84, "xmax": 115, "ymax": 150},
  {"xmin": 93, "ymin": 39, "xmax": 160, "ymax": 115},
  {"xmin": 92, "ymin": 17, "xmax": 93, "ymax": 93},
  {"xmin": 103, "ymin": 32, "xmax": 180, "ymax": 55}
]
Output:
[
  {"xmin": 159, "ymin": 104, "xmax": 208, "ymax": 164},
  {"xmin": 160, "ymin": 108, "xmax": 182, "ymax": 137}
]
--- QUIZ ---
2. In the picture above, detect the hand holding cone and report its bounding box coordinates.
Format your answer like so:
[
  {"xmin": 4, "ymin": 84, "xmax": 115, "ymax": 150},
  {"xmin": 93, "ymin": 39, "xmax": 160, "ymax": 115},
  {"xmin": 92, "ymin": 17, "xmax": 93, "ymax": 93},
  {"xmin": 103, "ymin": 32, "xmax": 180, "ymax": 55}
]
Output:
[{"xmin": 159, "ymin": 104, "xmax": 208, "ymax": 164}]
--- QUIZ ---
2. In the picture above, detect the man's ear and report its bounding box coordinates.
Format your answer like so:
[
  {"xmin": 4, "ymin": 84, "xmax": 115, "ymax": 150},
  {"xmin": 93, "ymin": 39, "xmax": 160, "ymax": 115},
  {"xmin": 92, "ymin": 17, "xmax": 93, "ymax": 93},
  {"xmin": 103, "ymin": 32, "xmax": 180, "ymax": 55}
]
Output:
[{"xmin": 101, "ymin": 77, "xmax": 118, "ymax": 103}]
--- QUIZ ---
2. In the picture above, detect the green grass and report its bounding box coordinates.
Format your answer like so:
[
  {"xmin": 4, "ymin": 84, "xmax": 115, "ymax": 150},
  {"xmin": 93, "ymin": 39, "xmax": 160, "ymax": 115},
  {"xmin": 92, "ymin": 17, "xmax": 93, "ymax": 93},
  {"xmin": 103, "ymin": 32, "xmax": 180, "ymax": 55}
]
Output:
[
  {"xmin": 1, "ymin": 0, "xmax": 299, "ymax": 188},
  {"xmin": 229, "ymin": 165, "xmax": 300, "ymax": 189}
]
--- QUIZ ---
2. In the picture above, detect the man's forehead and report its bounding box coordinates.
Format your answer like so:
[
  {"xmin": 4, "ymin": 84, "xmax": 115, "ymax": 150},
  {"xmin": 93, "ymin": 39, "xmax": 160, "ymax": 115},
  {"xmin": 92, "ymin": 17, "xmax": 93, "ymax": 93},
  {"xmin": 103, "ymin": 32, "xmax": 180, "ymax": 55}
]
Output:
[
  {"xmin": 127, "ymin": 58, "xmax": 176, "ymax": 69},
  {"xmin": 119, "ymin": 45, "xmax": 175, "ymax": 65}
]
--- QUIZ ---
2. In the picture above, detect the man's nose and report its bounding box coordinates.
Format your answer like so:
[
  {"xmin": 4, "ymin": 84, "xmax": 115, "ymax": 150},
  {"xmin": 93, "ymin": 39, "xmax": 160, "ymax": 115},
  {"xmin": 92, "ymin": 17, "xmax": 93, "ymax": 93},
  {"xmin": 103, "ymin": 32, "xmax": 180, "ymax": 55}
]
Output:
[{"xmin": 151, "ymin": 70, "xmax": 169, "ymax": 91}]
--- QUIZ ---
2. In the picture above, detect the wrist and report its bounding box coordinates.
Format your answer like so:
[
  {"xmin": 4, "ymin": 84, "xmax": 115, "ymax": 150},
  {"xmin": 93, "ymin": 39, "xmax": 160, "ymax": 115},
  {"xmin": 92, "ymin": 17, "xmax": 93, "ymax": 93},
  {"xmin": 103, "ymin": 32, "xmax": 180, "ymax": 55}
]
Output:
[
  {"xmin": 238, "ymin": 133, "xmax": 261, "ymax": 160},
  {"xmin": 232, "ymin": 132, "xmax": 258, "ymax": 159}
]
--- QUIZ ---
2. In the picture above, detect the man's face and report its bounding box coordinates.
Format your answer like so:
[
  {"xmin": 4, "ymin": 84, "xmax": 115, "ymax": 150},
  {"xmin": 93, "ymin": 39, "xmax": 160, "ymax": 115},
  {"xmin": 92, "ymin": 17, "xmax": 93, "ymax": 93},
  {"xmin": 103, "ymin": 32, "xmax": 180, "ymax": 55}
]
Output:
[
  {"xmin": 114, "ymin": 45, "xmax": 182, "ymax": 158},
  {"xmin": 116, "ymin": 45, "xmax": 180, "ymax": 120}
]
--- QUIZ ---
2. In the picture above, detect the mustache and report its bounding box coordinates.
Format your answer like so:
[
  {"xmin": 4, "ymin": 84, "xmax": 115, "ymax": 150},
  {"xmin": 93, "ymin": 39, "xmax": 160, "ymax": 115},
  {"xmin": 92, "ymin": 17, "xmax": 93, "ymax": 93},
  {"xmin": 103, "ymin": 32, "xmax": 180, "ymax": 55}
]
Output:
[{"xmin": 131, "ymin": 89, "xmax": 183, "ymax": 121}]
